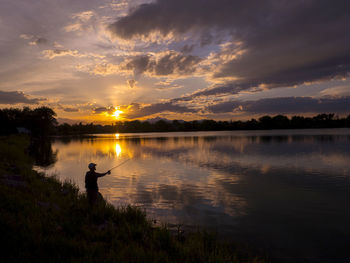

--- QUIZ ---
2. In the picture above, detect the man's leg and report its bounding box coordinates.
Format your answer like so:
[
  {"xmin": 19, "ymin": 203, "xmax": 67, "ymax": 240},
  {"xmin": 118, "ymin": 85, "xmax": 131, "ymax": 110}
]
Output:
[
  {"xmin": 97, "ymin": 191, "xmax": 103, "ymax": 203},
  {"xmin": 87, "ymin": 190, "xmax": 97, "ymax": 206}
]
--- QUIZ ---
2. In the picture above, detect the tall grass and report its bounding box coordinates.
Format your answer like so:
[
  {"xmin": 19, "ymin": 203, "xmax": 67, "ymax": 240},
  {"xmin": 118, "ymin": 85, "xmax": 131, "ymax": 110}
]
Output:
[{"xmin": 0, "ymin": 135, "xmax": 267, "ymax": 262}]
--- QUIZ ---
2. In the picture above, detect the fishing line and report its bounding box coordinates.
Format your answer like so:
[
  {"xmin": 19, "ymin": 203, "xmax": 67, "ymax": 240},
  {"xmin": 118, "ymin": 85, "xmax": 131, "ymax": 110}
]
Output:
[{"xmin": 109, "ymin": 159, "xmax": 130, "ymax": 171}]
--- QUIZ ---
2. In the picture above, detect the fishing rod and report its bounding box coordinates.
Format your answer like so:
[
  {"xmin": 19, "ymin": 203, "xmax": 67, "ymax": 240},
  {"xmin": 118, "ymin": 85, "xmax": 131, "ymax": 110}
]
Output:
[{"xmin": 109, "ymin": 159, "xmax": 130, "ymax": 171}]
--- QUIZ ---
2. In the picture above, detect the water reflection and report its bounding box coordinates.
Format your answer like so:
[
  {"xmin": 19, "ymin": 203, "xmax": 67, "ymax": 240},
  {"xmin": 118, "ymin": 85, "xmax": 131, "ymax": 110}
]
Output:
[
  {"xmin": 39, "ymin": 129, "xmax": 350, "ymax": 262},
  {"xmin": 29, "ymin": 138, "xmax": 57, "ymax": 167}
]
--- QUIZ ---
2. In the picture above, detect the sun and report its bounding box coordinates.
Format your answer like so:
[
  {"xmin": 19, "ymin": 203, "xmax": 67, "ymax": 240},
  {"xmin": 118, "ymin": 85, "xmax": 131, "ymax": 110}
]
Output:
[{"xmin": 112, "ymin": 107, "xmax": 123, "ymax": 119}]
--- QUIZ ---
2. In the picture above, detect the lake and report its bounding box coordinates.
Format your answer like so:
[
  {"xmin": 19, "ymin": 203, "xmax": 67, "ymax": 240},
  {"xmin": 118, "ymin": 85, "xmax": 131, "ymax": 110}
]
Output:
[{"xmin": 36, "ymin": 129, "xmax": 350, "ymax": 262}]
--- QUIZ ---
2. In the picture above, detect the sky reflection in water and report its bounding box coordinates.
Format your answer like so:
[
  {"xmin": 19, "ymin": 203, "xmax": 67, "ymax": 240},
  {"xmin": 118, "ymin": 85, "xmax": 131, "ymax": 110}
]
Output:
[{"xmin": 41, "ymin": 129, "xmax": 350, "ymax": 262}]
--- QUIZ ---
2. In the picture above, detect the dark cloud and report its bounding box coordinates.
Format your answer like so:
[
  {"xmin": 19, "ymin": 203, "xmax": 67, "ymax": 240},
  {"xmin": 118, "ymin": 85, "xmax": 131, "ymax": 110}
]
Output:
[
  {"xmin": 93, "ymin": 106, "xmax": 114, "ymax": 114},
  {"xmin": 109, "ymin": 0, "xmax": 350, "ymax": 95},
  {"xmin": 122, "ymin": 51, "xmax": 202, "ymax": 77},
  {"xmin": 127, "ymin": 79, "xmax": 136, "ymax": 88},
  {"xmin": 33, "ymin": 37, "xmax": 48, "ymax": 45},
  {"xmin": 190, "ymin": 83, "xmax": 252, "ymax": 98},
  {"xmin": 0, "ymin": 90, "xmax": 44, "ymax": 104},
  {"xmin": 123, "ymin": 55, "xmax": 151, "ymax": 77},
  {"xmin": 63, "ymin": 107, "xmax": 79, "ymax": 112},
  {"xmin": 181, "ymin": 44, "xmax": 195, "ymax": 53},
  {"xmin": 55, "ymin": 104, "xmax": 80, "ymax": 113},
  {"xmin": 108, "ymin": 0, "xmax": 243, "ymax": 40},
  {"xmin": 28, "ymin": 37, "xmax": 48, "ymax": 46},
  {"xmin": 207, "ymin": 96, "xmax": 350, "ymax": 115},
  {"xmin": 20, "ymin": 34, "xmax": 48, "ymax": 46},
  {"xmin": 125, "ymin": 102, "xmax": 196, "ymax": 119},
  {"xmin": 154, "ymin": 52, "xmax": 201, "ymax": 75}
]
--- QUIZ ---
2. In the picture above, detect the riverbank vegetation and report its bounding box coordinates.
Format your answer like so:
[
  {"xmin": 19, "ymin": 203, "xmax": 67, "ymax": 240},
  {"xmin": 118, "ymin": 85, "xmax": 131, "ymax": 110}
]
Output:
[
  {"xmin": 0, "ymin": 135, "xmax": 267, "ymax": 262},
  {"xmin": 1, "ymin": 107, "xmax": 350, "ymax": 136}
]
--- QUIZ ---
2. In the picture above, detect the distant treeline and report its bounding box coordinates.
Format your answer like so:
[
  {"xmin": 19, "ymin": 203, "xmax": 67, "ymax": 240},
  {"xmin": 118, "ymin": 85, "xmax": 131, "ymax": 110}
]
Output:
[
  {"xmin": 1, "ymin": 107, "xmax": 350, "ymax": 136},
  {"xmin": 58, "ymin": 113, "xmax": 350, "ymax": 134}
]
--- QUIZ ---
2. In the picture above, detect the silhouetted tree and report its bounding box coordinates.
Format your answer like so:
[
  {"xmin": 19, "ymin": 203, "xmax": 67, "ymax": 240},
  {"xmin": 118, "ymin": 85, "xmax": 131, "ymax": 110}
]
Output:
[
  {"xmin": 29, "ymin": 107, "xmax": 57, "ymax": 137},
  {"xmin": 154, "ymin": 120, "xmax": 171, "ymax": 131},
  {"xmin": 272, "ymin": 115, "xmax": 290, "ymax": 129},
  {"xmin": 259, "ymin": 116, "xmax": 273, "ymax": 129},
  {"xmin": 0, "ymin": 107, "xmax": 57, "ymax": 137}
]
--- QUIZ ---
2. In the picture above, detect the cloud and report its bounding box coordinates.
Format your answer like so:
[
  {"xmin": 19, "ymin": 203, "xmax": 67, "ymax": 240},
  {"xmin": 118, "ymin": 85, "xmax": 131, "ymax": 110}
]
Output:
[
  {"xmin": 119, "ymin": 51, "xmax": 202, "ymax": 77},
  {"xmin": 42, "ymin": 49, "xmax": 104, "ymax": 59},
  {"xmin": 55, "ymin": 103, "xmax": 81, "ymax": 113},
  {"xmin": 207, "ymin": 96, "xmax": 350, "ymax": 115},
  {"xmin": 151, "ymin": 51, "xmax": 202, "ymax": 76},
  {"xmin": 72, "ymin": 10, "xmax": 95, "ymax": 22},
  {"xmin": 29, "ymin": 37, "xmax": 48, "ymax": 46},
  {"xmin": 124, "ymin": 102, "xmax": 196, "ymax": 119},
  {"xmin": 320, "ymin": 85, "xmax": 350, "ymax": 97},
  {"xmin": 181, "ymin": 44, "xmax": 195, "ymax": 53},
  {"xmin": 92, "ymin": 63, "xmax": 119, "ymax": 75},
  {"xmin": 20, "ymin": 34, "xmax": 48, "ymax": 46},
  {"xmin": 64, "ymin": 24, "xmax": 83, "ymax": 33},
  {"xmin": 63, "ymin": 107, "xmax": 79, "ymax": 112},
  {"xmin": 93, "ymin": 51, "xmax": 202, "ymax": 77},
  {"xmin": 19, "ymin": 34, "xmax": 33, "ymax": 40},
  {"xmin": 93, "ymin": 106, "xmax": 115, "ymax": 114},
  {"xmin": 108, "ymin": 0, "xmax": 350, "ymax": 95},
  {"xmin": 127, "ymin": 79, "xmax": 136, "ymax": 88},
  {"xmin": 189, "ymin": 83, "xmax": 252, "ymax": 98},
  {"xmin": 42, "ymin": 49, "xmax": 81, "ymax": 59},
  {"xmin": 99, "ymin": 0, "xmax": 129, "ymax": 12},
  {"xmin": 0, "ymin": 90, "xmax": 45, "ymax": 104},
  {"xmin": 122, "ymin": 55, "xmax": 150, "ymax": 77},
  {"xmin": 155, "ymin": 80, "xmax": 183, "ymax": 90},
  {"xmin": 64, "ymin": 10, "xmax": 96, "ymax": 32}
]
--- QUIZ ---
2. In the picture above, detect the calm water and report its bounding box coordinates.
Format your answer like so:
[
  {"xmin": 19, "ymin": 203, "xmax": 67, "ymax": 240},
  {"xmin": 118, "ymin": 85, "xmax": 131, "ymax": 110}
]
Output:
[{"xmin": 36, "ymin": 129, "xmax": 350, "ymax": 262}]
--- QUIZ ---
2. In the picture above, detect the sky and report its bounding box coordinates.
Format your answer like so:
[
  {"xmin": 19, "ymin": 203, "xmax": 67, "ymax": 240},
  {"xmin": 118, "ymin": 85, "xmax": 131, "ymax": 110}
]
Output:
[{"xmin": 1, "ymin": 0, "xmax": 350, "ymax": 123}]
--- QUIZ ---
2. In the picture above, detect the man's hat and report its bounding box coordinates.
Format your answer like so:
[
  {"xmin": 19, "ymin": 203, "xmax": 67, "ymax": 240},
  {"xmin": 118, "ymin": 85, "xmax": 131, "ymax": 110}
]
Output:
[{"xmin": 88, "ymin": 163, "xmax": 96, "ymax": 169}]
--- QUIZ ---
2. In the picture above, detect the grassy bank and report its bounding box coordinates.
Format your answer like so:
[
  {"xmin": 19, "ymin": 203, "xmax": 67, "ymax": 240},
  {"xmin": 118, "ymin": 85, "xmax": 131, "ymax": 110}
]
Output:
[{"xmin": 0, "ymin": 135, "xmax": 267, "ymax": 263}]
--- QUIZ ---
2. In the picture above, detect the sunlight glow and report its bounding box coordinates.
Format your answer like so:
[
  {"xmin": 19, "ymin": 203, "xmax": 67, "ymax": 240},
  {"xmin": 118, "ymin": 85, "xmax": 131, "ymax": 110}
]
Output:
[{"xmin": 112, "ymin": 107, "xmax": 123, "ymax": 119}]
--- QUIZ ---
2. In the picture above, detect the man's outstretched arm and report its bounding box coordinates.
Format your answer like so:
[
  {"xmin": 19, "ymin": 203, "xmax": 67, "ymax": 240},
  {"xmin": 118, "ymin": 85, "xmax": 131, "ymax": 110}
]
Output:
[{"xmin": 96, "ymin": 170, "xmax": 111, "ymax": 177}]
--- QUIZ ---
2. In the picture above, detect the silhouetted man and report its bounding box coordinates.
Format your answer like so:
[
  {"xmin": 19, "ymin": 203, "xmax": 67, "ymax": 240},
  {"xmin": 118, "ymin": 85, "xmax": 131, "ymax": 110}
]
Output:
[{"xmin": 85, "ymin": 163, "xmax": 110, "ymax": 206}]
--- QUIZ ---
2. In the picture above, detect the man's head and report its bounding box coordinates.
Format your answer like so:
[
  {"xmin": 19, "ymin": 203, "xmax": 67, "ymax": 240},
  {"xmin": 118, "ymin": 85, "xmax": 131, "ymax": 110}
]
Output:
[{"xmin": 88, "ymin": 163, "xmax": 96, "ymax": 171}]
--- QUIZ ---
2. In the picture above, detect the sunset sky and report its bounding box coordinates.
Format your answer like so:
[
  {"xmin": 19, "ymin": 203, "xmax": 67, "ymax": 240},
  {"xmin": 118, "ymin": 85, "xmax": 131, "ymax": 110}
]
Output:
[{"xmin": 1, "ymin": 0, "xmax": 350, "ymax": 123}]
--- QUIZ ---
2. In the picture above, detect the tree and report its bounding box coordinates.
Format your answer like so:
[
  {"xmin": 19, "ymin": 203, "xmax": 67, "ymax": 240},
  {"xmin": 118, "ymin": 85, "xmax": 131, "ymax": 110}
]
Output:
[
  {"xmin": 272, "ymin": 115, "xmax": 290, "ymax": 129},
  {"xmin": 259, "ymin": 116, "xmax": 273, "ymax": 129},
  {"xmin": 29, "ymin": 107, "xmax": 57, "ymax": 137}
]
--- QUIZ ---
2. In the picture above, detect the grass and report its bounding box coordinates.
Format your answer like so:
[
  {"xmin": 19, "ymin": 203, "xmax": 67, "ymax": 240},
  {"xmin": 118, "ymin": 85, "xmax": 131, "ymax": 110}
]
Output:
[{"xmin": 0, "ymin": 135, "xmax": 268, "ymax": 263}]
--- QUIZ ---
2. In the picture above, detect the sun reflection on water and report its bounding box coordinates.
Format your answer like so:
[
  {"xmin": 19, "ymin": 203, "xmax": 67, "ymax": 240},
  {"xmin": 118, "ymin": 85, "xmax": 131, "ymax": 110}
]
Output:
[{"xmin": 115, "ymin": 143, "xmax": 122, "ymax": 157}]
